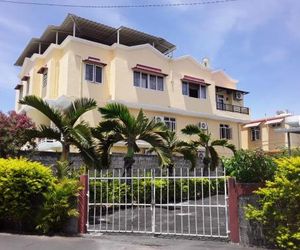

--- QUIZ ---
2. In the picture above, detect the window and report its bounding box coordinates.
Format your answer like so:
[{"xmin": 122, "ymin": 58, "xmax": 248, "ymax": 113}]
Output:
[
  {"xmin": 85, "ymin": 63, "xmax": 102, "ymax": 83},
  {"xmin": 42, "ymin": 69, "xmax": 48, "ymax": 88},
  {"xmin": 251, "ymin": 126, "xmax": 260, "ymax": 141},
  {"xmin": 182, "ymin": 81, "xmax": 206, "ymax": 99},
  {"xmin": 164, "ymin": 117, "xmax": 176, "ymax": 131},
  {"xmin": 133, "ymin": 71, "xmax": 164, "ymax": 91},
  {"xmin": 220, "ymin": 124, "xmax": 232, "ymax": 139}
]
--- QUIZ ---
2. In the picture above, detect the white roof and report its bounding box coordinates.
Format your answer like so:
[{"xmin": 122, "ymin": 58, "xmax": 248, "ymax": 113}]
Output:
[
  {"xmin": 244, "ymin": 122, "xmax": 261, "ymax": 128},
  {"xmin": 265, "ymin": 118, "xmax": 284, "ymax": 125}
]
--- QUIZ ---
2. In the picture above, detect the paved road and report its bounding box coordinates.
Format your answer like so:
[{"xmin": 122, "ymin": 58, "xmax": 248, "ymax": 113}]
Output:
[
  {"xmin": 0, "ymin": 233, "xmax": 263, "ymax": 250},
  {"xmin": 89, "ymin": 195, "xmax": 227, "ymax": 236}
]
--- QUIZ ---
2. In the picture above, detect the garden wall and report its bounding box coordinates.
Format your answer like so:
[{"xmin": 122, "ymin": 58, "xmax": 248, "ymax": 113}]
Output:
[{"xmin": 19, "ymin": 151, "xmax": 204, "ymax": 169}]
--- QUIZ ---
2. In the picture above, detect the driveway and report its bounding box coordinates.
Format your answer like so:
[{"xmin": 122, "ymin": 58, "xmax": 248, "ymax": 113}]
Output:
[{"xmin": 0, "ymin": 233, "xmax": 264, "ymax": 250}]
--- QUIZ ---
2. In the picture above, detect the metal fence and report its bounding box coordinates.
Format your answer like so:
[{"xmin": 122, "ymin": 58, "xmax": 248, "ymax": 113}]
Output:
[{"xmin": 87, "ymin": 167, "xmax": 229, "ymax": 238}]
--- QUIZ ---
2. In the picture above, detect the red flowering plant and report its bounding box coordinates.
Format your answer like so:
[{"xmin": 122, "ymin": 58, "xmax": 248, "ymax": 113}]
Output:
[{"xmin": 0, "ymin": 111, "xmax": 35, "ymax": 158}]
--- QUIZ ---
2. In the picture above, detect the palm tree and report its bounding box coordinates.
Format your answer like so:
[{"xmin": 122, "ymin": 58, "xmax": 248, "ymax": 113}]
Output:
[
  {"xmin": 98, "ymin": 103, "xmax": 170, "ymax": 173},
  {"xmin": 149, "ymin": 130, "xmax": 197, "ymax": 174},
  {"xmin": 91, "ymin": 124, "xmax": 122, "ymax": 169},
  {"xmin": 19, "ymin": 95, "xmax": 98, "ymax": 167},
  {"xmin": 182, "ymin": 124, "xmax": 236, "ymax": 175}
]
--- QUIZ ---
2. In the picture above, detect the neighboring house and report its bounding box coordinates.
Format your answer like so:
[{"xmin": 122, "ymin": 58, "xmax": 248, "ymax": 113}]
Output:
[
  {"xmin": 241, "ymin": 113, "xmax": 300, "ymax": 152},
  {"xmin": 14, "ymin": 14, "xmax": 250, "ymax": 154}
]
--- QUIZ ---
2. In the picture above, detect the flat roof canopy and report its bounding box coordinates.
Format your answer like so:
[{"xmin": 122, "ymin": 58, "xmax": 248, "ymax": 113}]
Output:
[
  {"xmin": 15, "ymin": 14, "xmax": 176, "ymax": 66},
  {"xmin": 216, "ymin": 86, "xmax": 249, "ymax": 95},
  {"xmin": 275, "ymin": 127, "xmax": 300, "ymax": 134}
]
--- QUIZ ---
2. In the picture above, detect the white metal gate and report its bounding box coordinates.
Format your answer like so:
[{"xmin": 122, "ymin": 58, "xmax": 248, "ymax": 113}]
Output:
[{"xmin": 87, "ymin": 167, "xmax": 229, "ymax": 238}]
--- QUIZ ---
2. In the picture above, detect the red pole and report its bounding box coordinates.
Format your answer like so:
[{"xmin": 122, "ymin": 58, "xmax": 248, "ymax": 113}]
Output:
[
  {"xmin": 228, "ymin": 177, "xmax": 239, "ymax": 243},
  {"xmin": 78, "ymin": 174, "xmax": 88, "ymax": 234}
]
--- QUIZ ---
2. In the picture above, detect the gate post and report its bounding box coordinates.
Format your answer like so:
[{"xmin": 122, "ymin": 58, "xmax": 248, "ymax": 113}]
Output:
[
  {"xmin": 228, "ymin": 177, "xmax": 239, "ymax": 243},
  {"xmin": 78, "ymin": 174, "xmax": 88, "ymax": 234}
]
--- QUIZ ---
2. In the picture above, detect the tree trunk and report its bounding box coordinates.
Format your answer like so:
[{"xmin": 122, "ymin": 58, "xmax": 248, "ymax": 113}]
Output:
[
  {"xmin": 202, "ymin": 147, "xmax": 210, "ymax": 176},
  {"xmin": 123, "ymin": 144, "xmax": 135, "ymax": 179},
  {"xmin": 60, "ymin": 143, "xmax": 70, "ymax": 162}
]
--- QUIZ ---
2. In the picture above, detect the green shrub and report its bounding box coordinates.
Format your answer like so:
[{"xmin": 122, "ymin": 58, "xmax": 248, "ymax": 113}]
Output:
[
  {"xmin": 0, "ymin": 158, "xmax": 55, "ymax": 230},
  {"xmin": 89, "ymin": 176, "xmax": 225, "ymax": 205},
  {"xmin": 36, "ymin": 178, "xmax": 80, "ymax": 234},
  {"xmin": 245, "ymin": 157, "xmax": 300, "ymax": 249},
  {"xmin": 223, "ymin": 150, "xmax": 276, "ymax": 183}
]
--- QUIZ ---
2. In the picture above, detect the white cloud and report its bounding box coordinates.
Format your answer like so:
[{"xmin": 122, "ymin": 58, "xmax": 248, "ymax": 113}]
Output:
[
  {"xmin": 262, "ymin": 48, "xmax": 288, "ymax": 64},
  {"xmin": 0, "ymin": 15, "xmax": 31, "ymax": 34}
]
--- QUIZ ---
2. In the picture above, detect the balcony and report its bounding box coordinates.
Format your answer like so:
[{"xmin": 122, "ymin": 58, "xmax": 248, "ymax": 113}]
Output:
[{"xmin": 216, "ymin": 102, "xmax": 249, "ymax": 115}]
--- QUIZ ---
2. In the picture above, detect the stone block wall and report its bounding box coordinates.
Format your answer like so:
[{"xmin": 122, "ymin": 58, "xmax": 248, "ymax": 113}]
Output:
[{"xmin": 19, "ymin": 151, "xmax": 204, "ymax": 169}]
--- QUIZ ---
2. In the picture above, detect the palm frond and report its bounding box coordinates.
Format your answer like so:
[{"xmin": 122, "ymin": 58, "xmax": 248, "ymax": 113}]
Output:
[
  {"xmin": 181, "ymin": 124, "xmax": 201, "ymax": 135},
  {"xmin": 99, "ymin": 103, "xmax": 135, "ymax": 128},
  {"xmin": 25, "ymin": 125, "xmax": 61, "ymax": 141},
  {"xmin": 64, "ymin": 98, "xmax": 97, "ymax": 126},
  {"xmin": 19, "ymin": 95, "xmax": 63, "ymax": 129}
]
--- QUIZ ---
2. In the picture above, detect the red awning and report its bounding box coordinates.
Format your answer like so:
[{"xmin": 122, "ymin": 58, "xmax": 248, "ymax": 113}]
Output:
[
  {"xmin": 181, "ymin": 75, "xmax": 210, "ymax": 86},
  {"xmin": 21, "ymin": 75, "xmax": 30, "ymax": 81},
  {"xmin": 14, "ymin": 84, "xmax": 23, "ymax": 90},
  {"xmin": 132, "ymin": 64, "xmax": 168, "ymax": 77},
  {"xmin": 37, "ymin": 66, "xmax": 47, "ymax": 74},
  {"xmin": 83, "ymin": 57, "xmax": 107, "ymax": 67}
]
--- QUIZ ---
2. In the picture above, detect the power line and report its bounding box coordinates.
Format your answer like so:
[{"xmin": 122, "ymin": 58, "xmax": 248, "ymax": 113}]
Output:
[{"xmin": 0, "ymin": 0, "xmax": 240, "ymax": 9}]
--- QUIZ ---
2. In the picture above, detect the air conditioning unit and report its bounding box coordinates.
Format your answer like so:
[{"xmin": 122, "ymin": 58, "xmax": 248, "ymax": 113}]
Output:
[
  {"xmin": 235, "ymin": 92, "xmax": 243, "ymax": 100},
  {"xmin": 199, "ymin": 122, "xmax": 208, "ymax": 130},
  {"xmin": 154, "ymin": 116, "xmax": 164, "ymax": 123}
]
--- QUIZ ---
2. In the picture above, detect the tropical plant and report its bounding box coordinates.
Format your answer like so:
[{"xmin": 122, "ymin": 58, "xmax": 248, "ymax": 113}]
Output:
[
  {"xmin": 245, "ymin": 157, "xmax": 300, "ymax": 249},
  {"xmin": 223, "ymin": 150, "xmax": 276, "ymax": 183},
  {"xmin": 98, "ymin": 103, "xmax": 170, "ymax": 173},
  {"xmin": 36, "ymin": 178, "xmax": 80, "ymax": 234},
  {"xmin": 182, "ymin": 124, "xmax": 235, "ymax": 175},
  {"xmin": 19, "ymin": 95, "xmax": 99, "ymax": 167},
  {"xmin": 149, "ymin": 130, "xmax": 197, "ymax": 173},
  {"xmin": 0, "ymin": 111, "xmax": 35, "ymax": 158}
]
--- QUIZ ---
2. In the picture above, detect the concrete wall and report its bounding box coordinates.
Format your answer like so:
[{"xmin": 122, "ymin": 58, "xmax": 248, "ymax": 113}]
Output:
[{"xmin": 20, "ymin": 151, "xmax": 204, "ymax": 169}]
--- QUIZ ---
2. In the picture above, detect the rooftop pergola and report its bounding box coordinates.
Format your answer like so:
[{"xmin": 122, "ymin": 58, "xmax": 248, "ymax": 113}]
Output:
[{"xmin": 15, "ymin": 14, "xmax": 176, "ymax": 66}]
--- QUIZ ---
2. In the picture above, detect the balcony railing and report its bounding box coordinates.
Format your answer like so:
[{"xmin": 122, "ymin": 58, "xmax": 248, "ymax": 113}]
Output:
[{"xmin": 216, "ymin": 102, "xmax": 249, "ymax": 115}]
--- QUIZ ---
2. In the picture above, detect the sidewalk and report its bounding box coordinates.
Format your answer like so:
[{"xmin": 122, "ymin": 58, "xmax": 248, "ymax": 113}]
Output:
[{"xmin": 0, "ymin": 233, "xmax": 264, "ymax": 250}]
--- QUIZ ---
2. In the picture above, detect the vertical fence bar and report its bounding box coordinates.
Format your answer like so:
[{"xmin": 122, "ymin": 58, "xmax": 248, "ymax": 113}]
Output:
[
  {"xmin": 100, "ymin": 170, "xmax": 102, "ymax": 231},
  {"xmin": 112, "ymin": 169, "xmax": 115, "ymax": 231},
  {"xmin": 224, "ymin": 168, "xmax": 229, "ymax": 237},
  {"xmin": 93, "ymin": 169, "xmax": 96, "ymax": 231},
  {"xmin": 144, "ymin": 168, "xmax": 146, "ymax": 233},
  {"xmin": 216, "ymin": 168, "xmax": 220, "ymax": 236},
  {"xmin": 160, "ymin": 168, "xmax": 163, "ymax": 234},
  {"xmin": 208, "ymin": 168, "xmax": 212, "ymax": 236},
  {"xmin": 201, "ymin": 168, "xmax": 205, "ymax": 235},
  {"xmin": 167, "ymin": 168, "xmax": 169, "ymax": 234},
  {"xmin": 106, "ymin": 169, "xmax": 109, "ymax": 232},
  {"xmin": 187, "ymin": 169, "xmax": 190, "ymax": 235},
  {"xmin": 173, "ymin": 168, "xmax": 176, "ymax": 234},
  {"xmin": 194, "ymin": 168, "xmax": 198, "ymax": 235},
  {"xmin": 137, "ymin": 168, "xmax": 140, "ymax": 232},
  {"xmin": 118, "ymin": 169, "xmax": 121, "ymax": 232},
  {"xmin": 151, "ymin": 168, "xmax": 156, "ymax": 234},
  {"xmin": 180, "ymin": 168, "xmax": 183, "ymax": 235},
  {"xmin": 125, "ymin": 168, "xmax": 127, "ymax": 232},
  {"xmin": 131, "ymin": 168, "xmax": 134, "ymax": 232}
]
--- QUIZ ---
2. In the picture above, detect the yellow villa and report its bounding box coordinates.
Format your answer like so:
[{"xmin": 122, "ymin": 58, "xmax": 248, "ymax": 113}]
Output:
[{"xmin": 14, "ymin": 14, "xmax": 250, "ymax": 155}]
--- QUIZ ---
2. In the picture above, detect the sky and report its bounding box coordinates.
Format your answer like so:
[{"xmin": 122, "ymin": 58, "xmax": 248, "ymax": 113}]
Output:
[{"xmin": 0, "ymin": 0, "xmax": 299, "ymax": 119}]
